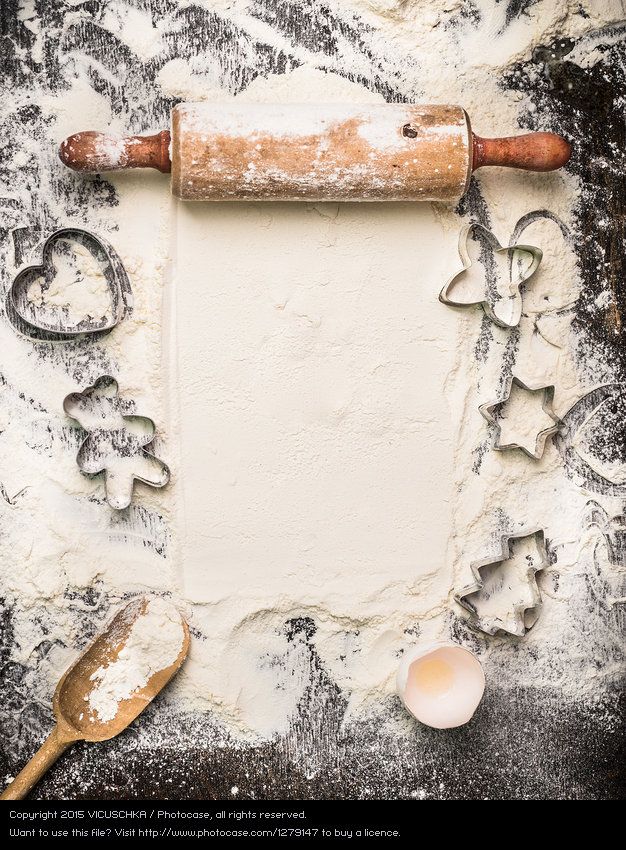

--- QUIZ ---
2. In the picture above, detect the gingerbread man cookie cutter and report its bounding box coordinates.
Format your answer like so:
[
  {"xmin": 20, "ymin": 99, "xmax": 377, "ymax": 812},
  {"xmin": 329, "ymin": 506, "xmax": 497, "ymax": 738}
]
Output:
[{"xmin": 63, "ymin": 376, "xmax": 169, "ymax": 510}]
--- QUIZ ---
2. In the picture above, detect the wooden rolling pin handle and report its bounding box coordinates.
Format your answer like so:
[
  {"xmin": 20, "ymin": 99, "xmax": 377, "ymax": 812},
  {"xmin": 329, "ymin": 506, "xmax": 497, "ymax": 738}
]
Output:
[
  {"xmin": 0, "ymin": 725, "xmax": 75, "ymax": 800},
  {"xmin": 472, "ymin": 131, "xmax": 571, "ymax": 172},
  {"xmin": 59, "ymin": 130, "xmax": 172, "ymax": 174},
  {"xmin": 58, "ymin": 126, "xmax": 571, "ymax": 179}
]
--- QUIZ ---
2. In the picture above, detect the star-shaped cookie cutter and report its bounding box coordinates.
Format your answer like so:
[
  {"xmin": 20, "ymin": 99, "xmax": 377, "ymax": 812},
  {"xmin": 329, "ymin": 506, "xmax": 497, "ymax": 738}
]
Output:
[
  {"xmin": 439, "ymin": 223, "xmax": 542, "ymax": 328},
  {"xmin": 454, "ymin": 529, "xmax": 549, "ymax": 637},
  {"xmin": 479, "ymin": 375, "xmax": 562, "ymax": 460}
]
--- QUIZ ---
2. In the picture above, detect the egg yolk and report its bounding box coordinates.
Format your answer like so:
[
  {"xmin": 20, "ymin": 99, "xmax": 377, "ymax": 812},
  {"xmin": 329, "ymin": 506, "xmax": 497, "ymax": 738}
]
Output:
[{"xmin": 411, "ymin": 656, "xmax": 455, "ymax": 696}]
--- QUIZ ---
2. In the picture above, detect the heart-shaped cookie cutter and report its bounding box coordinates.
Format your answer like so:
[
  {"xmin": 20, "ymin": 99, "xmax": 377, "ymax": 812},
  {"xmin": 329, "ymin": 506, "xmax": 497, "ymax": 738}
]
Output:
[
  {"xmin": 439, "ymin": 223, "xmax": 542, "ymax": 328},
  {"xmin": 7, "ymin": 227, "xmax": 132, "ymax": 342}
]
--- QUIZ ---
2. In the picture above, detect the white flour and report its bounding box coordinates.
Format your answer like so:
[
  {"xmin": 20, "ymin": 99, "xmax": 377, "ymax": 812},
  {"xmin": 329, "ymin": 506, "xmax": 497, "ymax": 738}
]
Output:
[
  {"xmin": 1, "ymin": 0, "xmax": 623, "ymax": 748},
  {"xmin": 89, "ymin": 598, "xmax": 185, "ymax": 722},
  {"xmin": 26, "ymin": 238, "xmax": 112, "ymax": 325}
]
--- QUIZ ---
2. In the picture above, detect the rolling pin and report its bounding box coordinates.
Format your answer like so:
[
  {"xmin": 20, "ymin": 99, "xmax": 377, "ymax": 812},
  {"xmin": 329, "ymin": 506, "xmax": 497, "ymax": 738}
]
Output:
[{"xmin": 59, "ymin": 103, "xmax": 571, "ymax": 203}]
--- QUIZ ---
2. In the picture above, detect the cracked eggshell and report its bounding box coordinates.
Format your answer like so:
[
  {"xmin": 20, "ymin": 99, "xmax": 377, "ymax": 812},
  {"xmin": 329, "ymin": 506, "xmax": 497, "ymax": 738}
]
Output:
[{"xmin": 396, "ymin": 642, "xmax": 485, "ymax": 729}]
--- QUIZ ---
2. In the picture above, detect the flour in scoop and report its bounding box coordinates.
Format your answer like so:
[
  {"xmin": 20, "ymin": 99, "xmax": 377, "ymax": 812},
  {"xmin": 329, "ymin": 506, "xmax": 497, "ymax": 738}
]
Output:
[{"xmin": 88, "ymin": 598, "xmax": 184, "ymax": 723}]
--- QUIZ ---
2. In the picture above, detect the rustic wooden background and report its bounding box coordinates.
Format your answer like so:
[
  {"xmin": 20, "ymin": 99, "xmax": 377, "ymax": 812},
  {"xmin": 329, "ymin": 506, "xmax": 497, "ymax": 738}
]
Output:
[{"xmin": 0, "ymin": 1, "xmax": 624, "ymax": 800}]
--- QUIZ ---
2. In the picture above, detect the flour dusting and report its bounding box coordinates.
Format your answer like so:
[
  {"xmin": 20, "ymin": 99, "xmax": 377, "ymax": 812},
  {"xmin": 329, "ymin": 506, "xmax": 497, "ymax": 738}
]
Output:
[
  {"xmin": 0, "ymin": 0, "xmax": 624, "ymax": 792},
  {"xmin": 88, "ymin": 598, "xmax": 184, "ymax": 723},
  {"xmin": 26, "ymin": 238, "xmax": 112, "ymax": 325}
]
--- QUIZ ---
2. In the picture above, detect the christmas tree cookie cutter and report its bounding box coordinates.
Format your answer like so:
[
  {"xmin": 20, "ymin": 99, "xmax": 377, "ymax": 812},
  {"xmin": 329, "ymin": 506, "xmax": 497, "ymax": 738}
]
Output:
[
  {"xmin": 8, "ymin": 227, "xmax": 132, "ymax": 342},
  {"xmin": 63, "ymin": 376, "xmax": 170, "ymax": 510},
  {"xmin": 439, "ymin": 223, "xmax": 542, "ymax": 328},
  {"xmin": 479, "ymin": 376, "xmax": 562, "ymax": 460},
  {"xmin": 454, "ymin": 529, "xmax": 549, "ymax": 637}
]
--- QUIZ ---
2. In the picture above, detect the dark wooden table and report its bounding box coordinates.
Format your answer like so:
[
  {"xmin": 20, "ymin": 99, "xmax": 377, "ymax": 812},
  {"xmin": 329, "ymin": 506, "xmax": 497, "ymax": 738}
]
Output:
[{"xmin": 0, "ymin": 1, "xmax": 624, "ymax": 800}]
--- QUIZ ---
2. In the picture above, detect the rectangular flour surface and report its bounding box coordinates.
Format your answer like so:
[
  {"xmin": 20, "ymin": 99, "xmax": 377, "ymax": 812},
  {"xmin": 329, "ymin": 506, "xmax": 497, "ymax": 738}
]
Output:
[{"xmin": 167, "ymin": 202, "xmax": 459, "ymax": 617}]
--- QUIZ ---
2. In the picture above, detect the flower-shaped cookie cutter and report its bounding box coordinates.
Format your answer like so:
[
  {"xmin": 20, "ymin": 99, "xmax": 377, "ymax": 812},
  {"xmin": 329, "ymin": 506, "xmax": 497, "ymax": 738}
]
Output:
[
  {"xmin": 8, "ymin": 227, "xmax": 132, "ymax": 342},
  {"xmin": 63, "ymin": 376, "xmax": 169, "ymax": 510},
  {"xmin": 454, "ymin": 529, "xmax": 549, "ymax": 637},
  {"xmin": 439, "ymin": 223, "xmax": 542, "ymax": 328},
  {"xmin": 479, "ymin": 375, "xmax": 562, "ymax": 460}
]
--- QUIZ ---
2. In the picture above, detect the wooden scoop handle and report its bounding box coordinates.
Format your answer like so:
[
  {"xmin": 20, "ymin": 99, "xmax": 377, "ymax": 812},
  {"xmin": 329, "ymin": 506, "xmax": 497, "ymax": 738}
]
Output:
[
  {"xmin": 0, "ymin": 726, "xmax": 72, "ymax": 800},
  {"xmin": 472, "ymin": 131, "xmax": 571, "ymax": 172},
  {"xmin": 59, "ymin": 130, "xmax": 171, "ymax": 174}
]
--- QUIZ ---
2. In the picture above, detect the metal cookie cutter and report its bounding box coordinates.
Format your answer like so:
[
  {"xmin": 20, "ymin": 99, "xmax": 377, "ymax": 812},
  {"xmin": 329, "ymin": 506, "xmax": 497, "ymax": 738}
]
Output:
[
  {"xmin": 554, "ymin": 383, "xmax": 626, "ymax": 495},
  {"xmin": 438, "ymin": 223, "xmax": 542, "ymax": 328},
  {"xmin": 455, "ymin": 529, "xmax": 549, "ymax": 637},
  {"xmin": 7, "ymin": 227, "xmax": 132, "ymax": 342},
  {"xmin": 479, "ymin": 375, "xmax": 562, "ymax": 460},
  {"xmin": 63, "ymin": 376, "xmax": 169, "ymax": 510}
]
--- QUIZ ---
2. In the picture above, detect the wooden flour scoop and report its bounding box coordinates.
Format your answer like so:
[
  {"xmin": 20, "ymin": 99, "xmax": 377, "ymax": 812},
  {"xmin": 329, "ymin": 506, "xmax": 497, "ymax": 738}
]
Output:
[
  {"xmin": 59, "ymin": 103, "xmax": 571, "ymax": 204},
  {"xmin": 0, "ymin": 598, "xmax": 189, "ymax": 800}
]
